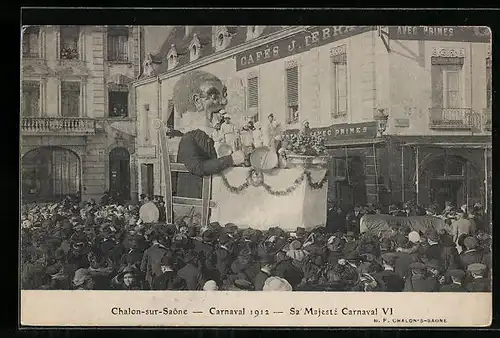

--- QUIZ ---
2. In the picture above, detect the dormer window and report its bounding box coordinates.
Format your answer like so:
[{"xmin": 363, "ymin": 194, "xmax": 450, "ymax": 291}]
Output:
[
  {"xmin": 214, "ymin": 26, "xmax": 231, "ymax": 52},
  {"xmin": 189, "ymin": 33, "xmax": 201, "ymax": 61},
  {"xmin": 166, "ymin": 44, "xmax": 178, "ymax": 70}
]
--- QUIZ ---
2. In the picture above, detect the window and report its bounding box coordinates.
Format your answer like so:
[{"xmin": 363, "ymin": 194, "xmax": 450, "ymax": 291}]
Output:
[
  {"xmin": 286, "ymin": 65, "xmax": 299, "ymax": 123},
  {"xmin": 431, "ymin": 57, "xmax": 464, "ymax": 108},
  {"xmin": 107, "ymin": 27, "xmax": 129, "ymax": 62},
  {"xmin": 108, "ymin": 86, "xmax": 128, "ymax": 118},
  {"xmin": 22, "ymin": 81, "xmax": 40, "ymax": 117},
  {"xmin": 190, "ymin": 44, "xmax": 198, "ymax": 60},
  {"xmin": 22, "ymin": 26, "xmax": 40, "ymax": 58},
  {"xmin": 60, "ymin": 26, "xmax": 80, "ymax": 60},
  {"xmin": 331, "ymin": 52, "xmax": 348, "ymax": 117},
  {"xmin": 61, "ymin": 81, "xmax": 80, "ymax": 117},
  {"xmin": 167, "ymin": 99, "xmax": 174, "ymax": 128},
  {"xmin": 167, "ymin": 45, "xmax": 178, "ymax": 70},
  {"xmin": 247, "ymin": 76, "xmax": 259, "ymax": 109},
  {"xmin": 486, "ymin": 57, "xmax": 492, "ymax": 109},
  {"xmin": 444, "ymin": 69, "xmax": 461, "ymax": 108},
  {"xmin": 217, "ymin": 33, "xmax": 224, "ymax": 47}
]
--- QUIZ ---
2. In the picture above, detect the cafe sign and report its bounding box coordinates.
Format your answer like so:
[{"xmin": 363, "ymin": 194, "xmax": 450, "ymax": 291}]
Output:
[
  {"xmin": 282, "ymin": 121, "xmax": 378, "ymax": 144},
  {"xmin": 388, "ymin": 26, "xmax": 491, "ymax": 43},
  {"xmin": 236, "ymin": 26, "xmax": 374, "ymax": 71}
]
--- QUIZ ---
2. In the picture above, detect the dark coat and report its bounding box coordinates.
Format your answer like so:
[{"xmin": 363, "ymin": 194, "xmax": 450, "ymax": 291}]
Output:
[
  {"xmin": 274, "ymin": 258, "xmax": 303, "ymax": 289},
  {"xmin": 425, "ymin": 243, "xmax": 444, "ymax": 262},
  {"xmin": 253, "ymin": 269, "xmax": 272, "ymax": 291},
  {"xmin": 459, "ymin": 250, "xmax": 484, "ymax": 269},
  {"xmin": 439, "ymin": 283, "xmax": 468, "ymax": 292},
  {"xmin": 403, "ymin": 275, "xmax": 439, "ymax": 292},
  {"xmin": 152, "ymin": 271, "xmax": 186, "ymax": 290},
  {"xmin": 394, "ymin": 252, "xmax": 416, "ymax": 279},
  {"xmin": 177, "ymin": 263, "xmax": 203, "ymax": 290},
  {"xmin": 466, "ymin": 278, "xmax": 491, "ymax": 292},
  {"xmin": 176, "ymin": 129, "xmax": 234, "ymax": 198},
  {"xmin": 373, "ymin": 269, "xmax": 405, "ymax": 292},
  {"xmin": 140, "ymin": 243, "xmax": 169, "ymax": 287}
]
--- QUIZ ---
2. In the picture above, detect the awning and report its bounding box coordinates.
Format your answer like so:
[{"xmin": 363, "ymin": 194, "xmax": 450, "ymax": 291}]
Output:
[
  {"xmin": 325, "ymin": 138, "xmax": 385, "ymax": 147},
  {"xmin": 402, "ymin": 142, "xmax": 491, "ymax": 149},
  {"xmin": 110, "ymin": 121, "xmax": 137, "ymax": 136}
]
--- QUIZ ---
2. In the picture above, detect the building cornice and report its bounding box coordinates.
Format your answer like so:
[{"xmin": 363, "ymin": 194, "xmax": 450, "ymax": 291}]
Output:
[{"xmin": 131, "ymin": 26, "xmax": 310, "ymax": 88}]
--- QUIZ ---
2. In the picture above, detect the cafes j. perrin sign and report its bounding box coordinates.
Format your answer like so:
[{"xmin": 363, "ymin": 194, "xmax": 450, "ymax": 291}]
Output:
[
  {"xmin": 282, "ymin": 121, "xmax": 378, "ymax": 144},
  {"xmin": 236, "ymin": 26, "xmax": 374, "ymax": 71}
]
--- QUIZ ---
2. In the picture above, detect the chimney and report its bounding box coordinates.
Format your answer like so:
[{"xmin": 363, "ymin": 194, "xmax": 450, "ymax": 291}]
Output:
[{"xmin": 185, "ymin": 26, "xmax": 192, "ymax": 38}]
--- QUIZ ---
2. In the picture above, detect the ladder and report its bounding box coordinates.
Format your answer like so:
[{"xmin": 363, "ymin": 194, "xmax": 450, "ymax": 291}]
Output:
[{"xmin": 153, "ymin": 119, "xmax": 215, "ymax": 227}]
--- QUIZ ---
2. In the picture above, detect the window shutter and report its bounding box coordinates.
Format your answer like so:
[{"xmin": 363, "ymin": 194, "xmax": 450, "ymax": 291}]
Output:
[
  {"xmin": 247, "ymin": 77, "xmax": 259, "ymax": 108},
  {"xmin": 61, "ymin": 82, "xmax": 80, "ymax": 117},
  {"xmin": 286, "ymin": 66, "xmax": 299, "ymax": 107}
]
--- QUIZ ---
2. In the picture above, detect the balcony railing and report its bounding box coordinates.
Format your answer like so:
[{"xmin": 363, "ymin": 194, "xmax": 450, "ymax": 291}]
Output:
[
  {"xmin": 483, "ymin": 108, "xmax": 492, "ymax": 131},
  {"xmin": 429, "ymin": 108, "xmax": 481, "ymax": 130},
  {"xmin": 21, "ymin": 117, "xmax": 96, "ymax": 136}
]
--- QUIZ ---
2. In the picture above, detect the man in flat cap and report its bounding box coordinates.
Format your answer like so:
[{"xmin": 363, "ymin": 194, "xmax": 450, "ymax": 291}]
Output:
[
  {"xmin": 174, "ymin": 70, "xmax": 245, "ymax": 199},
  {"xmin": 403, "ymin": 262, "xmax": 439, "ymax": 292},
  {"xmin": 466, "ymin": 263, "xmax": 490, "ymax": 292},
  {"xmin": 451, "ymin": 209, "xmax": 475, "ymax": 244},
  {"xmin": 373, "ymin": 252, "xmax": 405, "ymax": 292},
  {"xmin": 439, "ymin": 269, "xmax": 467, "ymax": 292},
  {"xmin": 459, "ymin": 236, "xmax": 484, "ymax": 269}
]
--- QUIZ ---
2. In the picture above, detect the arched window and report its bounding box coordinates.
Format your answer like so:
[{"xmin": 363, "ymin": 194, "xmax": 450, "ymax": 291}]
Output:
[{"xmin": 22, "ymin": 147, "xmax": 81, "ymax": 202}]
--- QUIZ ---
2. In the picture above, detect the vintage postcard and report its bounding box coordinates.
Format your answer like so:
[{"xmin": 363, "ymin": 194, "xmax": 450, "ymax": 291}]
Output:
[{"xmin": 20, "ymin": 23, "xmax": 492, "ymax": 327}]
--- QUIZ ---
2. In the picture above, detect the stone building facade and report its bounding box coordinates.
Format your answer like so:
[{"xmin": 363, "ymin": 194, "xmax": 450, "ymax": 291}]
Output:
[
  {"xmin": 131, "ymin": 25, "xmax": 491, "ymax": 213},
  {"xmin": 21, "ymin": 25, "xmax": 142, "ymax": 203}
]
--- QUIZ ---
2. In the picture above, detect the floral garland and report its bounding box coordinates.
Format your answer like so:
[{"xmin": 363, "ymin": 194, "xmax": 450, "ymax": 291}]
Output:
[{"xmin": 219, "ymin": 168, "xmax": 329, "ymax": 196}]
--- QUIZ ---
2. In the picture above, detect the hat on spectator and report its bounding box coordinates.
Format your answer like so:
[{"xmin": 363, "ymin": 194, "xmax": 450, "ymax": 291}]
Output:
[
  {"xmin": 464, "ymin": 236, "xmax": 478, "ymax": 250},
  {"xmin": 234, "ymin": 279, "xmax": 254, "ymax": 291},
  {"xmin": 263, "ymin": 276, "xmax": 293, "ymax": 291},
  {"xmin": 203, "ymin": 280, "xmax": 219, "ymax": 291},
  {"xmin": 289, "ymin": 240, "xmax": 302, "ymax": 250},
  {"xmin": 73, "ymin": 268, "xmax": 91, "ymax": 287},
  {"xmin": 425, "ymin": 229, "xmax": 440, "ymax": 242},
  {"xmin": 467, "ymin": 263, "xmax": 486, "ymax": 274}
]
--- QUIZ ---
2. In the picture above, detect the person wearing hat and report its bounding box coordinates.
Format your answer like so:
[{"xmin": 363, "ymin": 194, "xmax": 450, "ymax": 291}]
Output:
[
  {"xmin": 263, "ymin": 113, "xmax": 282, "ymax": 153},
  {"xmin": 252, "ymin": 253, "xmax": 275, "ymax": 291},
  {"xmin": 273, "ymin": 250, "xmax": 303, "ymax": 289},
  {"xmin": 459, "ymin": 236, "xmax": 484, "ymax": 269},
  {"xmin": 72, "ymin": 268, "xmax": 95, "ymax": 290},
  {"xmin": 451, "ymin": 210, "xmax": 476, "ymax": 244},
  {"xmin": 439, "ymin": 233, "xmax": 460, "ymax": 271},
  {"xmin": 285, "ymin": 240, "xmax": 309, "ymax": 262},
  {"xmin": 373, "ymin": 252, "xmax": 405, "ymax": 292},
  {"xmin": 140, "ymin": 230, "xmax": 170, "ymax": 289},
  {"xmin": 466, "ymin": 263, "xmax": 490, "ymax": 292},
  {"xmin": 424, "ymin": 229, "xmax": 444, "ymax": 263},
  {"xmin": 262, "ymin": 276, "xmax": 293, "ymax": 291},
  {"xmin": 403, "ymin": 262, "xmax": 439, "ymax": 292},
  {"xmin": 439, "ymin": 269, "xmax": 467, "ymax": 292},
  {"xmin": 203, "ymin": 280, "xmax": 219, "ymax": 291},
  {"xmin": 177, "ymin": 250, "xmax": 203, "ymax": 290},
  {"xmin": 151, "ymin": 252, "xmax": 186, "ymax": 290},
  {"xmin": 425, "ymin": 259, "xmax": 445, "ymax": 285},
  {"xmin": 326, "ymin": 204, "xmax": 347, "ymax": 234},
  {"xmin": 112, "ymin": 265, "xmax": 143, "ymax": 290}
]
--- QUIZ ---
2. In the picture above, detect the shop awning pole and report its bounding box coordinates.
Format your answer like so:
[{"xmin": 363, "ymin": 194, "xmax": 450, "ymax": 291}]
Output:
[
  {"xmin": 401, "ymin": 145, "xmax": 405, "ymax": 202},
  {"xmin": 484, "ymin": 147, "xmax": 488, "ymax": 214},
  {"xmin": 415, "ymin": 146, "xmax": 419, "ymax": 204}
]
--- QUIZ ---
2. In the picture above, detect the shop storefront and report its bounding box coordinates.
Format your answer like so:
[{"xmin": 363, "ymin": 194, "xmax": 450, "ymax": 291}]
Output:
[
  {"xmin": 387, "ymin": 135, "xmax": 491, "ymax": 213},
  {"xmin": 285, "ymin": 121, "xmax": 386, "ymax": 209}
]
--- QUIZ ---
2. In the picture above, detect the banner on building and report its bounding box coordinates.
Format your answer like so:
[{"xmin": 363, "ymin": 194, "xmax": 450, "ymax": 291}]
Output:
[
  {"xmin": 282, "ymin": 121, "xmax": 378, "ymax": 143},
  {"xmin": 236, "ymin": 26, "xmax": 375, "ymax": 71},
  {"xmin": 388, "ymin": 26, "xmax": 491, "ymax": 42}
]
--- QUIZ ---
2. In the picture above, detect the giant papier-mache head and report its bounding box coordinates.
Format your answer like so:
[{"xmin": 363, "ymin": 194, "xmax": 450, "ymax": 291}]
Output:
[{"xmin": 173, "ymin": 70, "xmax": 228, "ymax": 126}]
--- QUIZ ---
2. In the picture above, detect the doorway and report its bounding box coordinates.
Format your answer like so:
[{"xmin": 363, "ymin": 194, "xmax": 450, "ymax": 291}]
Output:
[{"xmin": 109, "ymin": 147, "xmax": 130, "ymax": 200}]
